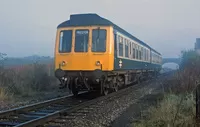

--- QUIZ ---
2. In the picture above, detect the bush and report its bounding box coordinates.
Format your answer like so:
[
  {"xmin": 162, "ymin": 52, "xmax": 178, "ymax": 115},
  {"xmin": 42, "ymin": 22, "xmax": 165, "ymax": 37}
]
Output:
[
  {"xmin": 0, "ymin": 87, "xmax": 13, "ymax": 101},
  {"xmin": 0, "ymin": 62, "xmax": 58, "ymax": 98},
  {"xmin": 133, "ymin": 94, "xmax": 196, "ymax": 127},
  {"xmin": 163, "ymin": 50, "xmax": 200, "ymax": 94},
  {"xmin": 180, "ymin": 50, "xmax": 200, "ymax": 70}
]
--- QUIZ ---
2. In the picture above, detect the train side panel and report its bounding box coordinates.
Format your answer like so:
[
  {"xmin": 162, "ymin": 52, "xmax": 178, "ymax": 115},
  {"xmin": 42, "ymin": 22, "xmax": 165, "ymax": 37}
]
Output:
[
  {"xmin": 114, "ymin": 58, "xmax": 161, "ymax": 71},
  {"xmin": 113, "ymin": 29, "xmax": 162, "ymax": 72}
]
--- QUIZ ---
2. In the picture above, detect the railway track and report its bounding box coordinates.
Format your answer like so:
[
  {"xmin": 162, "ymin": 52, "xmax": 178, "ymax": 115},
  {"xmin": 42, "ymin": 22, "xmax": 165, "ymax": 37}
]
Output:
[
  {"xmin": 0, "ymin": 83, "xmax": 136, "ymax": 127},
  {"xmin": 0, "ymin": 91, "xmax": 93, "ymax": 127},
  {"xmin": 0, "ymin": 72, "xmax": 173, "ymax": 127}
]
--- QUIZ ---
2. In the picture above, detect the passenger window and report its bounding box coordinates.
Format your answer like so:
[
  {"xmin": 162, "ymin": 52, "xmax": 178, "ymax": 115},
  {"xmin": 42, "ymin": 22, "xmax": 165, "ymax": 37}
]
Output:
[
  {"xmin": 75, "ymin": 29, "xmax": 89, "ymax": 52},
  {"xmin": 156, "ymin": 54, "xmax": 157, "ymax": 63},
  {"xmin": 146, "ymin": 50, "xmax": 148, "ymax": 61},
  {"xmin": 143, "ymin": 48, "xmax": 146, "ymax": 61},
  {"xmin": 156, "ymin": 55, "xmax": 157, "ymax": 63},
  {"xmin": 146, "ymin": 49, "xmax": 148, "ymax": 61},
  {"xmin": 118, "ymin": 36, "xmax": 120, "ymax": 43},
  {"xmin": 119, "ymin": 36, "xmax": 123, "ymax": 57},
  {"xmin": 145, "ymin": 49, "xmax": 147, "ymax": 61},
  {"xmin": 136, "ymin": 45, "xmax": 139, "ymax": 59},
  {"xmin": 139, "ymin": 47, "xmax": 142, "ymax": 60},
  {"xmin": 129, "ymin": 41, "xmax": 132, "ymax": 57},
  {"xmin": 157, "ymin": 55, "xmax": 159, "ymax": 63},
  {"xmin": 125, "ymin": 39, "xmax": 129, "ymax": 57},
  {"xmin": 152, "ymin": 53, "xmax": 154, "ymax": 62},
  {"xmin": 92, "ymin": 29, "xmax": 107, "ymax": 52},
  {"xmin": 59, "ymin": 30, "xmax": 72, "ymax": 53},
  {"xmin": 132, "ymin": 43, "xmax": 135, "ymax": 59},
  {"xmin": 141, "ymin": 47, "xmax": 143, "ymax": 60},
  {"xmin": 156, "ymin": 55, "xmax": 158, "ymax": 63}
]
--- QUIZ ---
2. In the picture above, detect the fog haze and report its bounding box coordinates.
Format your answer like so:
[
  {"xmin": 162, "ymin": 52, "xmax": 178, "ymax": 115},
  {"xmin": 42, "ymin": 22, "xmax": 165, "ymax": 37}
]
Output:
[{"xmin": 0, "ymin": 0, "xmax": 200, "ymax": 58}]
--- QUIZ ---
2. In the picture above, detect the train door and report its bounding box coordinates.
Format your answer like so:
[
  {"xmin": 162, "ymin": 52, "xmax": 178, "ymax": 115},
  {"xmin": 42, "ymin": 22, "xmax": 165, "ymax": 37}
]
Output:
[{"xmin": 113, "ymin": 30, "xmax": 117, "ymax": 58}]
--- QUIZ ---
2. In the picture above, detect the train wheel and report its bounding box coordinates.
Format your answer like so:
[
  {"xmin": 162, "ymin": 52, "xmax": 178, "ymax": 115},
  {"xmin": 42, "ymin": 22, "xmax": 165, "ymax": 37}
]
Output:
[
  {"xmin": 72, "ymin": 78, "xmax": 79, "ymax": 97},
  {"xmin": 114, "ymin": 83, "xmax": 119, "ymax": 92},
  {"xmin": 72, "ymin": 87, "xmax": 78, "ymax": 96},
  {"xmin": 100, "ymin": 76, "xmax": 109, "ymax": 96},
  {"xmin": 137, "ymin": 75, "xmax": 141, "ymax": 84},
  {"xmin": 72, "ymin": 85, "xmax": 78, "ymax": 96},
  {"xmin": 103, "ymin": 87, "xmax": 109, "ymax": 95}
]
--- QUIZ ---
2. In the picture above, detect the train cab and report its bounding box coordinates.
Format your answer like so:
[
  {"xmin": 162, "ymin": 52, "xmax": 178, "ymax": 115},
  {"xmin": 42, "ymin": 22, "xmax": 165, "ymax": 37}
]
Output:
[{"xmin": 54, "ymin": 14, "xmax": 115, "ymax": 96}]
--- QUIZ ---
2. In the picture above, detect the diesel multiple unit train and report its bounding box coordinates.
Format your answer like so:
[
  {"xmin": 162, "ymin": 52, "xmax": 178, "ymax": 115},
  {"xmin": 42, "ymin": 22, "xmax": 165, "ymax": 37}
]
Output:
[{"xmin": 54, "ymin": 13, "xmax": 162, "ymax": 96}]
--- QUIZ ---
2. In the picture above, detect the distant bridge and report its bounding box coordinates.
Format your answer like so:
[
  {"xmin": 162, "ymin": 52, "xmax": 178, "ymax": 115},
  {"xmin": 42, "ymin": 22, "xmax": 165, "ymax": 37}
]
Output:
[{"xmin": 162, "ymin": 58, "xmax": 181, "ymax": 65}]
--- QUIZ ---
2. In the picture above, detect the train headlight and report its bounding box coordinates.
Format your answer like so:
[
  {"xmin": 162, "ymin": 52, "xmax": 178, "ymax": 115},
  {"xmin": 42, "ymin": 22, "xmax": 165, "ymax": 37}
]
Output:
[
  {"xmin": 61, "ymin": 61, "xmax": 66, "ymax": 66},
  {"xmin": 95, "ymin": 61, "xmax": 101, "ymax": 66}
]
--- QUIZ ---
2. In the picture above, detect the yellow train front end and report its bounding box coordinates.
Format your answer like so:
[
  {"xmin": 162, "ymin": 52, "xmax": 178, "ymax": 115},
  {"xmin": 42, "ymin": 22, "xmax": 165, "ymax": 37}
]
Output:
[
  {"xmin": 54, "ymin": 25, "xmax": 114, "ymax": 95},
  {"xmin": 55, "ymin": 26, "xmax": 114, "ymax": 71}
]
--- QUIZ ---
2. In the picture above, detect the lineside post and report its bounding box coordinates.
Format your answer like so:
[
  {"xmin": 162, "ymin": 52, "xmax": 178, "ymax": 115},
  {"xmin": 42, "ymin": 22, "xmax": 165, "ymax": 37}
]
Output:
[{"xmin": 196, "ymin": 82, "xmax": 200, "ymax": 124}]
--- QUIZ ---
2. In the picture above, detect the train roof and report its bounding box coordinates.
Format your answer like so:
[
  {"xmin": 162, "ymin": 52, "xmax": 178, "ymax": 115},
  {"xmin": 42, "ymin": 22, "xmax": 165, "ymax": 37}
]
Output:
[{"xmin": 57, "ymin": 13, "xmax": 161, "ymax": 55}]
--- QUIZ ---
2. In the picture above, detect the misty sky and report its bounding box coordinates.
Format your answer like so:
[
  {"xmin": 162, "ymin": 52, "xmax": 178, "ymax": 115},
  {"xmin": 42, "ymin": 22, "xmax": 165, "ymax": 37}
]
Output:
[{"xmin": 0, "ymin": 0, "xmax": 200, "ymax": 58}]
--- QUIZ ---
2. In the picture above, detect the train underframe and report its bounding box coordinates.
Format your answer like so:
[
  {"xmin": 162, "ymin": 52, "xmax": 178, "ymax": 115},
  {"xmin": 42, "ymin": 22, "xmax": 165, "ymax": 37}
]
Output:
[{"xmin": 55, "ymin": 69, "xmax": 160, "ymax": 96}]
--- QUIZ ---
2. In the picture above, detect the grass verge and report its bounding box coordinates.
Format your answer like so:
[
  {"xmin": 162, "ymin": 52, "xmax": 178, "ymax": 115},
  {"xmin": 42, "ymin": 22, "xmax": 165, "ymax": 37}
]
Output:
[{"xmin": 133, "ymin": 93, "xmax": 195, "ymax": 127}]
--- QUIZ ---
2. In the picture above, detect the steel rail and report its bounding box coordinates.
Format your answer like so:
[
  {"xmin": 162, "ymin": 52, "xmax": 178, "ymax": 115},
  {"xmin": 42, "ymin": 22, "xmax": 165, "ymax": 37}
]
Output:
[
  {"xmin": 21, "ymin": 81, "xmax": 144, "ymax": 127},
  {"xmin": 0, "ymin": 91, "xmax": 88, "ymax": 127}
]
